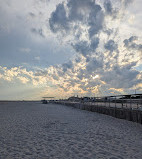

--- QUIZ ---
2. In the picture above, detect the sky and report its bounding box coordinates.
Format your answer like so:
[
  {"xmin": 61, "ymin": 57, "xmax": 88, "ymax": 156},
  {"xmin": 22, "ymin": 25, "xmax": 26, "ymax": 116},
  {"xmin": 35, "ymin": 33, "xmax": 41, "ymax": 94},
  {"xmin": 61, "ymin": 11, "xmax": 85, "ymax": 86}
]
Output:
[{"xmin": 0, "ymin": 0, "xmax": 142, "ymax": 100}]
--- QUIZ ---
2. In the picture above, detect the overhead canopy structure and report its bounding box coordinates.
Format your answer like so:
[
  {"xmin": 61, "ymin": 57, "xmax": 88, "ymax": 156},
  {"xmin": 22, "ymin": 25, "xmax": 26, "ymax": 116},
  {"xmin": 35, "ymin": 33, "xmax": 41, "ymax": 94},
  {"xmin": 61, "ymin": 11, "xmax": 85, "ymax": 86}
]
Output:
[
  {"xmin": 97, "ymin": 94, "xmax": 142, "ymax": 98},
  {"xmin": 42, "ymin": 97, "xmax": 54, "ymax": 99},
  {"xmin": 41, "ymin": 97, "xmax": 55, "ymax": 104}
]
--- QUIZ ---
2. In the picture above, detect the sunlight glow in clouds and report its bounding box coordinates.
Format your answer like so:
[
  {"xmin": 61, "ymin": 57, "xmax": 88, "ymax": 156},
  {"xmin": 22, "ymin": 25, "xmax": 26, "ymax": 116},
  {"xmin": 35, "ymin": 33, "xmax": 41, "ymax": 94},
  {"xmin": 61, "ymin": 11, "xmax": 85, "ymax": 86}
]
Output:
[
  {"xmin": 92, "ymin": 75, "xmax": 99, "ymax": 79},
  {"xmin": 0, "ymin": 0, "xmax": 142, "ymax": 100}
]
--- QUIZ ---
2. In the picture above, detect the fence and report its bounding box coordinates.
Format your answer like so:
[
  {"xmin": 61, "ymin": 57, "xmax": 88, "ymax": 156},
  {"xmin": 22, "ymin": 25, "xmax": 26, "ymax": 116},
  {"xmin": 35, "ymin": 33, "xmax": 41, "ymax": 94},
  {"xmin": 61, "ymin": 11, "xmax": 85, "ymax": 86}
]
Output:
[{"xmin": 53, "ymin": 94, "xmax": 142, "ymax": 124}]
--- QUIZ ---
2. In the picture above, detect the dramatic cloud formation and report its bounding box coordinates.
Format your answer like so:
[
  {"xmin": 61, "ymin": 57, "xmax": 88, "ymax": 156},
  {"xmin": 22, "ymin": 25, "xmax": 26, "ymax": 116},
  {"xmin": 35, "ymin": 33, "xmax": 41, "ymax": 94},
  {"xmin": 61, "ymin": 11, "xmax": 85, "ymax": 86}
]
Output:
[
  {"xmin": 0, "ymin": 0, "xmax": 142, "ymax": 99},
  {"xmin": 46, "ymin": 0, "xmax": 142, "ymax": 96}
]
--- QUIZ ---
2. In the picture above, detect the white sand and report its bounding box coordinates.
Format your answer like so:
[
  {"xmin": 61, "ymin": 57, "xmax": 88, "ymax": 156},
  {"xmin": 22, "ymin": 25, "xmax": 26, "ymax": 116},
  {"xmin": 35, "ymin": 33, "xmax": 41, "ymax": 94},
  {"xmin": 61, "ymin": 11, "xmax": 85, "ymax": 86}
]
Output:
[{"xmin": 0, "ymin": 102, "xmax": 142, "ymax": 159}]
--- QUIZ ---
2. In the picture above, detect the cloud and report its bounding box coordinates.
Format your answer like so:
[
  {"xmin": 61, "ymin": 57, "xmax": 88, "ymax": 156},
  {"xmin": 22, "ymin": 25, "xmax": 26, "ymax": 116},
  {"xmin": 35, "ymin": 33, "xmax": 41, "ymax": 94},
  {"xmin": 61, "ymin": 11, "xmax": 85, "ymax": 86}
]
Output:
[
  {"xmin": 0, "ymin": 66, "xmax": 47, "ymax": 86},
  {"xmin": 102, "ymin": 62, "xmax": 141, "ymax": 88},
  {"xmin": 31, "ymin": 28, "xmax": 45, "ymax": 38},
  {"xmin": 104, "ymin": 0, "xmax": 113, "ymax": 15},
  {"xmin": 46, "ymin": 0, "xmax": 142, "ymax": 96},
  {"xmin": 123, "ymin": 36, "xmax": 142, "ymax": 51},
  {"xmin": 72, "ymin": 37, "xmax": 100, "ymax": 57},
  {"xmin": 49, "ymin": 3, "xmax": 69, "ymax": 33},
  {"xmin": 29, "ymin": 12, "xmax": 36, "ymax": 18},
  {"xmin": 104, "ymin": 40, "xmax": 118, "ymax": 52},
  {"xmin": 17, "ymin": 76, "xmax": 29, "ymax": 84},
  {"xmin": 0, "ymin": 0, "xmax": 141, "ymax": 98},
  {"xmin": 72, "ymin": 41, "xmax": 90, "ymax": 56},
  {"xmin": 49, "ymin": 0, "xmax": 104, "ymax": 38}
]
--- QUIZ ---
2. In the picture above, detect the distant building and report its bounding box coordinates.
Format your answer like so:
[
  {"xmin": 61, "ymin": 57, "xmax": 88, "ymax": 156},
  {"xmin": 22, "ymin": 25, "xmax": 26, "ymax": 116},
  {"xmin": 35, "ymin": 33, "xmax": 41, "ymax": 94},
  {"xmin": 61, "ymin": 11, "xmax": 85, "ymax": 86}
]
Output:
[
  {"xmin": 68, "ymin": 96, "xmax": 81, "ymax": 102},
  {"xmin": 68, "ymin": 96, "xmax": 96, "ymax": 102}
]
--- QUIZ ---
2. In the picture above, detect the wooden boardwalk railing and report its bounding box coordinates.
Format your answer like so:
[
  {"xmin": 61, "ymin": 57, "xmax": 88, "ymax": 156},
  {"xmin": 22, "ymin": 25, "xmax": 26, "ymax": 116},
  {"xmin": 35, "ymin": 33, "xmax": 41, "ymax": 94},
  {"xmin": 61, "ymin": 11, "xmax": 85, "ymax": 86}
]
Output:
[{"xmin": 53, "ymin": 101, "xmax": 142, "ymax": 124}]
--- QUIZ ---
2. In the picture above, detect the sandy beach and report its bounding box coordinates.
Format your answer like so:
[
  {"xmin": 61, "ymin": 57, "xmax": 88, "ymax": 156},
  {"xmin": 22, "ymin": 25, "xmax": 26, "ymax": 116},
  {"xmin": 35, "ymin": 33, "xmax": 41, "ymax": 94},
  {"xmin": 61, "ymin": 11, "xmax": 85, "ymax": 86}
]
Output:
[{"xmin": 0, "ymin": 102, "xmax": 142, "ymax": 159}]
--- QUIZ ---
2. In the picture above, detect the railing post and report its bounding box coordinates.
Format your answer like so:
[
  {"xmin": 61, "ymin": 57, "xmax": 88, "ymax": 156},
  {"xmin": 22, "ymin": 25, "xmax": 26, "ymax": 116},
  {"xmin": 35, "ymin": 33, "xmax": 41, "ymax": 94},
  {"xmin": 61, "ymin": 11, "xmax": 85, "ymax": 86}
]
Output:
[
  {"xmin": 115, "ymin": 96, "xmax": 116, "ymax": 108},
  {"xmin": 141, "ymin": 95, "xmax": 142, "ymax": 106},
  {"xmin": 140, "ymin": 95, "xmax": 142, "ymax": 109},
  {"xmin": 130, "ymin": 95, "xmax": 132, "ymax": 109},
  {"xmin": 121, "ymin": 96, "xmax": 123, "ymax": 109}
]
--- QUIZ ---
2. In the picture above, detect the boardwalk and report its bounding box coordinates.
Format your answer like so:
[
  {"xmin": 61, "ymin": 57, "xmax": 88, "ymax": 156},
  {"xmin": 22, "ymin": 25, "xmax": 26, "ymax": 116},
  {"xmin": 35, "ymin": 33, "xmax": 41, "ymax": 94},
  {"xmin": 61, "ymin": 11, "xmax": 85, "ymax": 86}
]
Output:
[
  {"xmin": 91, "ymin": 101, "xmax": 142, "ymax": 110},
  {"xmin": 0, "ymin": 102, "xmax": 142, "ymax": 159}
]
